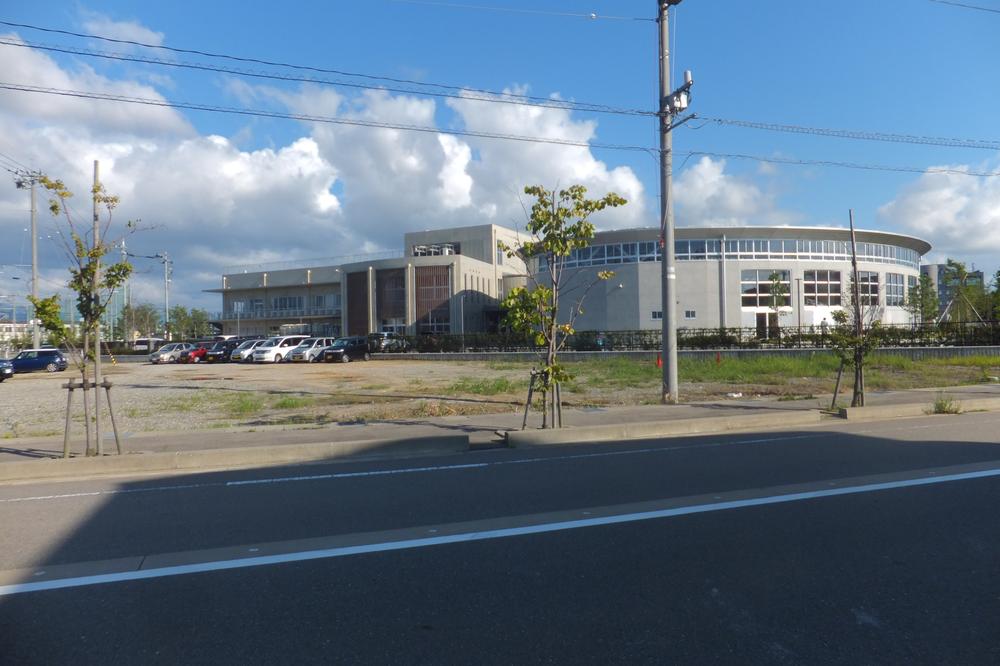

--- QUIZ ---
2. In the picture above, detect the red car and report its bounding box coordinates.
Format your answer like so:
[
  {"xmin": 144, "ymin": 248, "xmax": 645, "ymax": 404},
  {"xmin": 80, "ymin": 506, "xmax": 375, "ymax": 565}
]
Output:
[{"xmin": 177, "ymin": 342, "xmax": 213, "ymax": 363}]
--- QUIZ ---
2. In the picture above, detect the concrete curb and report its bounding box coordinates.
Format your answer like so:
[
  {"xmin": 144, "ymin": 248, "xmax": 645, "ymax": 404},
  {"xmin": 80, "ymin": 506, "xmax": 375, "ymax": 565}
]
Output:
[
  {"xmin": 838, "ymin": 396, "xmax": 1000, "ymax": 421},
  {"xmin": 0, "ymin": 435, "xmax": 470, "ymax": 483},
  {"xmin": 505, "ymin": 411, "xmax": 822, "ymax": 447}
]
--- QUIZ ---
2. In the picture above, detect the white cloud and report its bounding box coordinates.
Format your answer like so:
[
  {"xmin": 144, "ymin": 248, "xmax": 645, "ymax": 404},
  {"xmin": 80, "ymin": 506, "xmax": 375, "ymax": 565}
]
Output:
[
  {"xmin": 673, "ymin": 156, "xmax": 795, "ymax": 227},
  {"xmin": 0, "ymin": 42, "xmax": 654, "ymax": 311},
  {"xmin": 80, "ymin": 12, "xmax": 165, "ymax": 47},
  {"xmin": 879, "ymin": 165, "xmax": 1000, "ymax": 265},
  {"xmin": 0, "ymin": 34, "xmax": 191, "ymax": 137}
]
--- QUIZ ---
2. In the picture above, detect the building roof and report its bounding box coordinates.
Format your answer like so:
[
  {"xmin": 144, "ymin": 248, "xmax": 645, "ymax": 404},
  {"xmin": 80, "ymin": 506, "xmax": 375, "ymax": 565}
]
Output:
[{"xmin": 591, "ymin": 225, "xmax": 932, "ymax": 255}]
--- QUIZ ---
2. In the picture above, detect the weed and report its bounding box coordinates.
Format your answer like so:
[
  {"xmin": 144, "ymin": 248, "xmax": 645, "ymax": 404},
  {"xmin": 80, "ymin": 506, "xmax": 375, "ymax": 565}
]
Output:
[{"xmin": 931, "ymin": 394, "xmax": 961, "ymax": 415}]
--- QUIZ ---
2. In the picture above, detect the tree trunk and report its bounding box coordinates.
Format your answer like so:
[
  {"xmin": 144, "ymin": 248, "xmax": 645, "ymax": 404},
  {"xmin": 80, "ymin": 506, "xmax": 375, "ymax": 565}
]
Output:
[{"xmin": 80, "ymin": 331, "xmax": 93, "ymax": 455}]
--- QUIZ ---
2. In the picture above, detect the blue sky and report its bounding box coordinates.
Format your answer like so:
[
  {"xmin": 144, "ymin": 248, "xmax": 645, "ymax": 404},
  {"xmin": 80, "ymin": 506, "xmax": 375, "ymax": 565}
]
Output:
[{"xmin": 0, "ymin": 0, "xmax": 998, "ymax": 315}]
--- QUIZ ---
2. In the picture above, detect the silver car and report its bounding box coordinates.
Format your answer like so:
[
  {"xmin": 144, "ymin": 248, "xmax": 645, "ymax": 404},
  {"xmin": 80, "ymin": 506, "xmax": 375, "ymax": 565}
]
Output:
[
  {"xmin": 149, "ymin": 342, "xmax": 194, "ymax": 364},
  {"xmin": 289, "ymin": 337, "xmax": 334, "ymax": 363},
  {"xmin": 230, "ymin": 338, "xmax": 266, "ymax": 362}
]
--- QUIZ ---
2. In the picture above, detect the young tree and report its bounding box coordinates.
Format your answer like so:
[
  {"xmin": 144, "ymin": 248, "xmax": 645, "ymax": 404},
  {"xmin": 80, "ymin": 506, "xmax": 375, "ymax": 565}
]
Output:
[
  {"xmin": 905, "ymin": 273, "xmax": 939, "ymax": 324},
  {"xmin": 29, "ymin": 175, "xmax": 133, "ymax": 455},
  {"xmin": 116, "ymin": 302, "xmax": 161, "ymax": 339},
  {"xmin": 500, "ymin": 184, "xmax": 626, "ymax": 428},
  {"xmin": 766, "ymin": 271, "xmax": 790, "ymax": 339},
  {"xmin": 942, "ymin": 259, "xmax": 986, "ymax": 323}
]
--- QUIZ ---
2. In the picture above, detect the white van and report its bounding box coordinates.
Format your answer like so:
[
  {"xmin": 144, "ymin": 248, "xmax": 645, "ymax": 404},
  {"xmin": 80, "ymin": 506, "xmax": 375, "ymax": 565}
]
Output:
[
  {"xmin": 250, "ymin": 335, "xmax": 309, "ymax": 363},
  {"xmin": 133, "ymin": 337, "xmax": 166, "ymax": 352}
]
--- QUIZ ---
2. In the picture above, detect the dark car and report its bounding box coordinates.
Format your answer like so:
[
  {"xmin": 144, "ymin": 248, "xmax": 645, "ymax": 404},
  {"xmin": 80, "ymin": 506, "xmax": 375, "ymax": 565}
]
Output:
[
  {"xmin": 204, "ymin": 338, "xmax": 245, "ymax": 363},
  {"xmin": 368, "ymin": 332, "xmax": 409, "ymax": 353},
  {"xmin": 322, "ymin": 336, "xmax": 371, "ymax": 363},
  {"xmin": 0, "ymin": 359, "xmax": 12, "ymax": 382},
  {"xmin": 10, "ymin": 348, "xmax": 69, "ymax": 373}
]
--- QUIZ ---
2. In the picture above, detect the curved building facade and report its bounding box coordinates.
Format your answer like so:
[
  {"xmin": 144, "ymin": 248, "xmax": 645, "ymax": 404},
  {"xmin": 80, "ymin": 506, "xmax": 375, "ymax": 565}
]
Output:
[{"xmin": 540, "ymin": 226, "xmax": 931, "ymax": 333}]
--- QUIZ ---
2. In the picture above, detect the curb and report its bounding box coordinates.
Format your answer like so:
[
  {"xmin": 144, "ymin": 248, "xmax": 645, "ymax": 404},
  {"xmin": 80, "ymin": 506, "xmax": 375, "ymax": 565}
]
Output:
[
  {"xmin": 838, "ymin": 396, "xmax": 1000, "ymax": 421},
  {"xmin": 0, "ymin": 435, "xmax": 470, "ymax": 483},
  {"xmin": 505, "ymin": 411, "xmax": 822, "ymax": 447}
]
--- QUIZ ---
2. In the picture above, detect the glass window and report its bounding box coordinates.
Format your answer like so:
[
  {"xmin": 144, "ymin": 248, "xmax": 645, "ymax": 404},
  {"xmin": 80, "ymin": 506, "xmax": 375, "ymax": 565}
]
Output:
[
  {"xmin": 886, "ymin": 272, "xmax": 905, "ymax": 307},
  {"xmin": 639, "ymin": 241, "xmax": 657, "ymax": 262},
  {"xmin": 606, "ymin": 244, "xmax": 622, "ymax": 264},
  {"xmin": 740, "ymin": 269, "xmax": 790, "ymax": 308},
  {"xmin": 856, "ymin": 271, "xmax": 880, "ymax": 306},
  {"xmin": 621, "ymin": 242, "xmax": 638, "ymax": 263},
  {"xmin": 690, "ymin": 240, "xmax": 706, "ymax": 258},
  {"xmin": 802, "ymin": 270, "xmax": 841, "ymax": 307}
]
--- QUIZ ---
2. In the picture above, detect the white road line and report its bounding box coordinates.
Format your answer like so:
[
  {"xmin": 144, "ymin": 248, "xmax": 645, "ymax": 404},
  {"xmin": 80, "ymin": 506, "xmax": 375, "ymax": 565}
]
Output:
[
  {"xmin": 3, "ymin": 464, "xmax": 999, "ymax": 597},
  {"xmin": 0, "ymin": 433, "xmax": 820, "ymax": 504}
]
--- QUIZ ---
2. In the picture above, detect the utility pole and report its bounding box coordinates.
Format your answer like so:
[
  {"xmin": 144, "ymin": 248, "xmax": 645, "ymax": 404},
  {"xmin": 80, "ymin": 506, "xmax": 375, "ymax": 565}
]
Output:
[
  {"xmin": 13, "ymin": 170, "xmax": 43, "ymax": 349},
  {"xmin": 93, "ymin": 160, "xmax": 103, "ymax": 456},
  {"xmin": 162, "ymin": 252, "xmax": 171, "ymax": 339},
  {"xmin": 657, "ymin": 0, "xmax": 693, "ymax": 404}
]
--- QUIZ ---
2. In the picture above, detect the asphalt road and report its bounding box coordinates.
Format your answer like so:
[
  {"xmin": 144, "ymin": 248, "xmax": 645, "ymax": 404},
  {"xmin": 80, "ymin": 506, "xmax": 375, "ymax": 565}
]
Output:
[{"xmin": 1, "ymin": 412, "xmax": 999, "ymax": 664}]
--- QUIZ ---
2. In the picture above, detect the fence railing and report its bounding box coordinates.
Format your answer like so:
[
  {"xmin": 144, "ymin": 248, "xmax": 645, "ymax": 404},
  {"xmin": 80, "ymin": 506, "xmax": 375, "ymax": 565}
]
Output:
[{"xmin": 386, "ymin": 322, "xmax": 1000, "ymax": 353}]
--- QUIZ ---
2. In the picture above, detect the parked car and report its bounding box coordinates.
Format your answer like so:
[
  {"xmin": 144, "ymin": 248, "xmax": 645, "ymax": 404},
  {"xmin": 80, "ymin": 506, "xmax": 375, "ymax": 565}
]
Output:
[
  {"xmin": 177, "ymin": 342, "xmax": 213, "ymax": 364},
  {"xmin": 250, "ymin": 335, "xmax": 310, "ymax": 363},
  {"xmin": 204, "ymin": 338, "xmax": 245, "ymax": 363},
  {"xmin": 289, "ymin": 337, "xmax": 335, "ymax": 363},
  {"xmin": 368, "ymin": 332, "xmax": 410, "ymax": 353},
  {"xmin": 9, "ymin": 348, "xmax": 69, "ymax": 373},
  {"xmin": 230, "ymin": 338, "xmax": 267, "ymax": 362},
  {"xmin": 322, "ymin": 336, "xmax": 371, "ymax": 363},
  {"xmin": 149, "ymin": 342, "xmax": 194, "ymax": 364},
  {"xmin": 0, "ymin": 358, "xmax": 13, "ymax": 381}
]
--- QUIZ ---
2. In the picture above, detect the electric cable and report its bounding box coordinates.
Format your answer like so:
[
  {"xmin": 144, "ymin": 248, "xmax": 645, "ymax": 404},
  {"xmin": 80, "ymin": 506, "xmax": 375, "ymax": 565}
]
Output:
[
  {"xmin": 699, "ymin": 116, "xmax": 1000, "ymax": 151},
  {"xmin": 0, "ymin": 81, "xmax": 655, "ymax": 153},
  {"xmin": 0, "ymin": 37, "xmax": 655, "ymax": 117},
  {"xmin": 387, "ymin": 0, "xmax": 655, "ymax": 21},
  {"xmin": 0, "ymin": 19, "xmax": 647, "ymax": 115}
]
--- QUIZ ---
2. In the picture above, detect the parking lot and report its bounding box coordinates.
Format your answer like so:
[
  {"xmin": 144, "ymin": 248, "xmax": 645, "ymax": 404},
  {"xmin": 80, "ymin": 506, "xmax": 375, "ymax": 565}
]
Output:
[{"xmin": 0, "ymin": 359, "xmax": 537, "ymax": 439}]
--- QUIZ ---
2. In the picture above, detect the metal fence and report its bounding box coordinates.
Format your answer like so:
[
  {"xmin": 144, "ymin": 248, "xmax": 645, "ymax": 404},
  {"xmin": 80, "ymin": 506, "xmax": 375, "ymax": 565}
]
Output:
[{"xmin": 387, "ymin": 322, "xmax": 1000, "ymax": 353}]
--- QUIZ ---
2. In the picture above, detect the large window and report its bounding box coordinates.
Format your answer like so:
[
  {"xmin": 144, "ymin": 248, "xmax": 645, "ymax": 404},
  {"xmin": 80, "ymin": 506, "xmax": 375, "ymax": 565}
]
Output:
[
  {"xmin": 741, "ymin": 269, "xmax": 790, "ymax": 308},
  {"xmin": 803, "ymin": 270, "xmax": 842, "ymax": 306},
  {"xmin": 857, "ymin": 271, "xmax": 880, "ymax": 306},
  {"xmin": 272, "ymin": 296, "xmax": 303, "ymax": 311},
  {"xmin": 886, "ymin": 273, "xmax": 905, "ymax": 307}
]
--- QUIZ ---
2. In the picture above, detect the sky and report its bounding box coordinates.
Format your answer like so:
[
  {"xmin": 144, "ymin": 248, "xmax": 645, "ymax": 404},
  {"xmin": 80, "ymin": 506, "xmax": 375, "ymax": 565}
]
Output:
[{"xmin": 0, "ymin": 0, "xmax": 998, "ymax": 317}]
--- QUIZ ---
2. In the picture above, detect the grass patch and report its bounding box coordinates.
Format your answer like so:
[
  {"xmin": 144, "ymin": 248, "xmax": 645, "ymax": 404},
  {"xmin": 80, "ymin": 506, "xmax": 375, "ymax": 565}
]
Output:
[
  {"xmin": 162, "ymin": 392, "xmax": 217, "ymax": 412},
  {"xmin": 225, "ymin": 394, "xmax": 265, "ymax": 418},
  {"xmin": 679, "ymin": 354, "xmax": 841, "ymax": 384},
  {"xmin": 446, "ymin": 377, "xmax": 524, "ymax": 395},
  {"xmin": 272, "ymin": 396, "xmax": 313, "ymax": 410}
]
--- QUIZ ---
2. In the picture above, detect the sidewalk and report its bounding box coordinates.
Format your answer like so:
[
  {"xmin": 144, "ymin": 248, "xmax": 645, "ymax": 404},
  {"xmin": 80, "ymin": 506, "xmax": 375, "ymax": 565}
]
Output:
[{"xmin": 2, "ymin": 383, "xmax": 999, "ymax": 480}]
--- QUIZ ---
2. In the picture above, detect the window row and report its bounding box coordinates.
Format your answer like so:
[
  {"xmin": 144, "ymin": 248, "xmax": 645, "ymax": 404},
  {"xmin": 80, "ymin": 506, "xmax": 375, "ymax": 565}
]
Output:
[
  {"xmin": 739, "ymin": 270, "xmax": 908, "ymax": 308},
  {"xmin": 540, "ymin": 239, "xmax": 920, "ymax": 270}
]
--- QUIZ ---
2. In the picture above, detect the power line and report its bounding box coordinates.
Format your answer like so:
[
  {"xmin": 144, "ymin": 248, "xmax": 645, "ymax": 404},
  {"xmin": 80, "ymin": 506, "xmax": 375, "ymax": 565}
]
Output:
[
  {"xmin": 0, "ymin": 149, "xmax": 30, "ymax": 171},
  {"xmin": 700, "ymin": 116, "xmax": 1000, "ymax": 151},
  {"xmin": 3, "ymin": 82, "xmax": 998, "ymax": 178},
  {"xmin": 0, "ymin": 37, "xmax": 654, "ymax": 117},
  {"xmin": 685, "ymin": 150, "xmax": 1000, "ymax": 178},
  {"xmin": 387, "ymin": 0, "xmax": 655, "ymax": 21},
  {"xmin": 0, "ymin": 81, "xmax": 655, "ymax": 153},
  {"xmin": 0, "ymin": 19, "xmax": 645, "ymax": 116},
  {"xmin": 929, "ymin": 0, "xmax": 1000, "ymax": 14}
]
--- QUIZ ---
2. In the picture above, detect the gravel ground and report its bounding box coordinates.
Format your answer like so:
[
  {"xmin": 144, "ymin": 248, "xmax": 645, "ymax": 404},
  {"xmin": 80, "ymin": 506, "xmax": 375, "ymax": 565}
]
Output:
[{"xmin": 0, "ymin": 359, "xmax": 536, "ymax": 438}]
